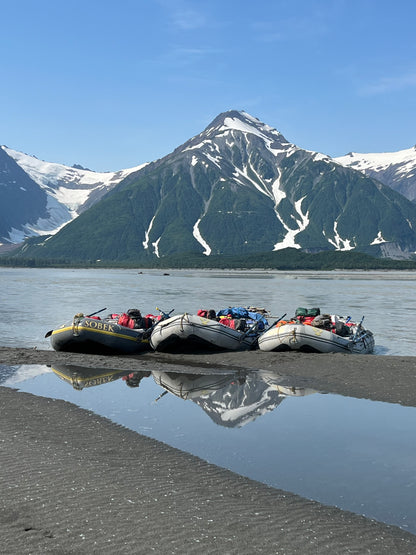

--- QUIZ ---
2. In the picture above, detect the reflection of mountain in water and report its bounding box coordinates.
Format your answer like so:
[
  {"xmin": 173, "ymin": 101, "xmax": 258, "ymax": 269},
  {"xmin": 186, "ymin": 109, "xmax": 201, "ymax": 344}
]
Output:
[
  {"xmin": 194, "ymin": 374, "xmax": 285, "ymax": 428},
  {"xmin": 152, "ymin": 370, "xmax": 316, "ymax": 429}
]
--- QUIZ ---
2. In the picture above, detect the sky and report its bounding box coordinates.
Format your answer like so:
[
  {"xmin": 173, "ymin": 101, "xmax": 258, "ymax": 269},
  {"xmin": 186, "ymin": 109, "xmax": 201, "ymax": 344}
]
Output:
[{"xmin": 1, "ymin": 0, "xmax": 416, "ymax": 172}]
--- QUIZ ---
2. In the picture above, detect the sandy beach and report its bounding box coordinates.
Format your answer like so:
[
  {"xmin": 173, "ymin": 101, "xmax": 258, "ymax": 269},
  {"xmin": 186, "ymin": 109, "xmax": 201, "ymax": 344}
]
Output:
[{"xmin": 1, "ymin": 347, "xmax": 416, "ymax": 554}]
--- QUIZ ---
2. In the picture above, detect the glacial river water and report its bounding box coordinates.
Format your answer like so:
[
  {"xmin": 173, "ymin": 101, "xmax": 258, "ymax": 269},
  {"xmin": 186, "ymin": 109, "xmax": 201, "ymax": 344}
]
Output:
[
  {"xmin": 1, "ymin": 267, "xmax": 416, "ymax": 533},
  {"xmin": 1, "ymin": 266, "xmax": 415, "ymax": 355}
]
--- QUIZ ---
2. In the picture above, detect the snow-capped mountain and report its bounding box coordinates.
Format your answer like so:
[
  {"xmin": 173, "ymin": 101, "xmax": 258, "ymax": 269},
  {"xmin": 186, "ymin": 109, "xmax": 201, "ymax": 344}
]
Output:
[
  {"xmin": 5, "ymin": 110, "xmax": 416, "ymax": 260},
  {"xmin": 0, "ymin": 145, "xmax": 146, "ymax": 246},
  {"xmin": 334, "ymin": 146, "xmax": 416, "ymax": 202}
]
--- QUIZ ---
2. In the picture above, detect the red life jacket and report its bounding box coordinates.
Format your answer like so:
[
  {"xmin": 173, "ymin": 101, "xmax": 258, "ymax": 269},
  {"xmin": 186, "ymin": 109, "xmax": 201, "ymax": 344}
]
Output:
[
  {"xmin": 118, "ymin": 313, "xmax": 135, "ymax": 328},
  {"xmin": 219, "ymin": 317, "xmax": 236, "ymax": 329}
]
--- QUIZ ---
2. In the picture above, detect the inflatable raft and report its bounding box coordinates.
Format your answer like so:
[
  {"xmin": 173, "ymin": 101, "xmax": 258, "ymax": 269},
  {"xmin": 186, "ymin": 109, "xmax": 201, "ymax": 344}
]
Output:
[
  {"xmin": 150, "ymin": 312, "xmax": 263, "ymax": 352},
  {"xmin": 47, "ymin": 312, "xmax": 153, "ymax": 354},
  {"xmin": 258, "ymin": 313, "xmax": 374, "ymax": 354}
]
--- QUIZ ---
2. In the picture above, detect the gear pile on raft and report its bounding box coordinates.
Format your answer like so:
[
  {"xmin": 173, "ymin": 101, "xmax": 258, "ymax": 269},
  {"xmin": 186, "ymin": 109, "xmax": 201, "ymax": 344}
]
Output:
[{"xmin": 46, "ymin": 305, "xmax": 375, "ymax": 355}]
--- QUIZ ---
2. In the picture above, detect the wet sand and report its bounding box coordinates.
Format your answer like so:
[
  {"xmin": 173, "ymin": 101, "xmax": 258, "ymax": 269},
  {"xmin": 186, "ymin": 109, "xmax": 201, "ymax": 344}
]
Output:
[{"xmin": 1, "ymin": 347, "xmax": 416, "ymax": 554}]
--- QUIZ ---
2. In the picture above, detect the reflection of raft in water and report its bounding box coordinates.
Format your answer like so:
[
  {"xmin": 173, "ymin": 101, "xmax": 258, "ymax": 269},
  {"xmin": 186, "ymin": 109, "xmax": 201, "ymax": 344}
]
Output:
[
  {"xmin": 50, "ymin": 364, "xmax": 134, "ymax": 390},
  {"xmin": 48, "ymin": 313, "xmax": 152, "ymax": 355},
  {"xmin": 152, "ymin": 370, "xmax": 242, "ymax": 400}
]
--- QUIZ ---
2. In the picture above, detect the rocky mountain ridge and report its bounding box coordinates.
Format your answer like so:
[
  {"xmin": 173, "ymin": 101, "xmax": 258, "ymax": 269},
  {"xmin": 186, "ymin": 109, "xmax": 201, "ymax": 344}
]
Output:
[{"xmin": 335, "ymin": 146, "xmax": 416, "ymax": 202}]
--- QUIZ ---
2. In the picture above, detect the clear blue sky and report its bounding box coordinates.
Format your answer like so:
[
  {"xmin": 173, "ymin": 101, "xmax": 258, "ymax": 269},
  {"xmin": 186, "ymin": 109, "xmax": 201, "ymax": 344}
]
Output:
[{"xmin": 2, "ymin": 0, "xmax": 415, "ymax": 171}]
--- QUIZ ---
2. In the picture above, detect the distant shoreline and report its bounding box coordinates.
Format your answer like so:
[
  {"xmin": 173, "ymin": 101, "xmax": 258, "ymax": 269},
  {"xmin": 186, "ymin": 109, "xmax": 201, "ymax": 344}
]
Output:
[{"xmin": 2, "ymin": 245, "xmax": 416, "ymax": 271}]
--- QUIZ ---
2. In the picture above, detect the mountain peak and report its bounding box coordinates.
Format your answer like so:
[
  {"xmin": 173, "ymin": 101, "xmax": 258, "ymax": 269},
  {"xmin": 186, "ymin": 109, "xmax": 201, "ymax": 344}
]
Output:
[
  {"xmin": 169, "ymin": 110, "xmax": 297, "ymax": 175},
  {"xmin": 72, "ymin": 163, "xmax": 93, "ymax": 171},
  {"xmin": 175, "ymin": 110, "xmax": 293, "ymax": 161},
  {"xmin": 204, "ymin": 110, "xmax": 283, "ymax": 139}
]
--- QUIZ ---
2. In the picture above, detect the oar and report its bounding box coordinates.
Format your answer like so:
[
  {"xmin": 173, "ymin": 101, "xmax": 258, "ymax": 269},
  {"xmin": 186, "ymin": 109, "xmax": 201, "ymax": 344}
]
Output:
[
  {"xmin": 156, "ymin": 307, "xmax": 174, "ymax": 320},
  {"xmin": 87, "ymin": 307, "xmax": 107, "ymax": 318},
  {"xmin": 239, "ymin": 319, "xmax": 261, "ymax": 342},
  {"xmin": 154, "ymin": 390, "xmax": 169, "ymax": 402},
  {"xmin": 44, "ymin": 307, "xmax": 107, "ymax": 338}
]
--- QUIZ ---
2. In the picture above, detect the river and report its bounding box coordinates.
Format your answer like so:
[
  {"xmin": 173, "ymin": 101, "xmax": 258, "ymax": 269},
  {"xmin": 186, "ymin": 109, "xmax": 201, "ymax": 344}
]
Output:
[{"xmin": 1, "ymin": 267, "xmax": 415, "ymax": 355}]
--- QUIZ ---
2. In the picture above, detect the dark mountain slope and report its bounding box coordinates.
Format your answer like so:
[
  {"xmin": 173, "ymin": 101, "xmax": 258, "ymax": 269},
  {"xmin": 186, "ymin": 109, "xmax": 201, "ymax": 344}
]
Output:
[{"xmin": 0, "ymin": 148, "xmax": 48, "ymax": 244}]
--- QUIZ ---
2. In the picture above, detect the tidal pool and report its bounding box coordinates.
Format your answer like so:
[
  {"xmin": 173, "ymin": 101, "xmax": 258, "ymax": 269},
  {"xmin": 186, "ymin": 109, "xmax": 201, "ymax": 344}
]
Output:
[{"xmin": 2, "ymin": 362, "xmax": 416, "ymax": 534}]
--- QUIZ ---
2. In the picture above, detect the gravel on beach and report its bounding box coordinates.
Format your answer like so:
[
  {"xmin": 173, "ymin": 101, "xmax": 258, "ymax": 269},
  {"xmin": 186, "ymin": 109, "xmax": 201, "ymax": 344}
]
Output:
[{"xmin": 1, "ymin": 347, "xmax": 416, "ymax": 554}]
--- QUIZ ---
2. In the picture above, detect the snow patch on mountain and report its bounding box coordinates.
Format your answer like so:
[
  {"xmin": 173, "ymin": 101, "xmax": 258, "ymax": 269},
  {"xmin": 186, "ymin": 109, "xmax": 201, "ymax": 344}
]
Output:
[
  {"xmin": 327, "ymin": 222, "xmax": 354, "ymax": 251},
  {"xmin": 143, "ymin": 215, "xmax": 156, "ymax": 250},
  {"xmin": 371, "ymin": 231, "xmax": 387, "ymax": 245},
  {"xmin": 152, "ymin": 237, "xmax": 161, "ymax": 258},
  {"xmin": 271, "ymin": 169, "xmax": 286, "ymax": 206},
  {"xmin": 205, "ymin": 152, "xmax": 222, "ymax": 168},
  {"xmin": 233, "ymin": 165, "xmax": 268, "ymax": 197},
  {"xmin": 273, "ymin": 196, "xmax": 309, "ymax": 250},
  {"xmin": 312, "ymin": 152, "xmax": 332, "ymax": 163},
  {"xmin": 218, "ymin": 115, "xmax": 296, "ymax": 158},
  {"xmin": 184, "ymin": 139, "xmax": 212, "ymax": 153},
  {"xmin": 193, "ymin": 219, "xmax": 211, "ymax": 255}
]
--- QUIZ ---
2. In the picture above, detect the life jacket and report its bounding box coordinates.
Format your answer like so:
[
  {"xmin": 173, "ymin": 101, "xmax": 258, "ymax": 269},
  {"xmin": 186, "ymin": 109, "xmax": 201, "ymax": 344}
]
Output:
[
  {"xmin": 219, "ymin": 317, "xmax": 245, "ymax": 331},
  {"xmin": 221, "ymin": 318, "xmax": 235, "ymax": 328},
  {"xmin": 118, "ymin": 313, "xmax": 135, "ymax": 328},
  {"xmin": 276, "ymin": 319, "xmax": 297, "ymax": 328},
  {"xmin": 297, "ymin": 316, "xmax": 315, "ymax": 325},
  {"xmin": 144, "ymin": 313, "xmax": 163, "ymax": 323},
  {"xmin": 197, "ymin": 309, "xmax": 208, "ymax": 318}
]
